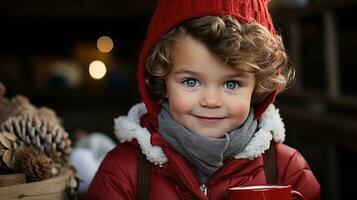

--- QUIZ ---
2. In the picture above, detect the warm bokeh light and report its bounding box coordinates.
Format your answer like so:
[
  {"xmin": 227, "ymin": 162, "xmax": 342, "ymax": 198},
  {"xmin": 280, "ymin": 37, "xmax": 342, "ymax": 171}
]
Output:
[
  {"xmin": 89, "ymin": 60, "xmax": 107, "ymax": 79},
  {"xmin": 97, "ymin": 36, "xmax": 113, "ymax": 53}
]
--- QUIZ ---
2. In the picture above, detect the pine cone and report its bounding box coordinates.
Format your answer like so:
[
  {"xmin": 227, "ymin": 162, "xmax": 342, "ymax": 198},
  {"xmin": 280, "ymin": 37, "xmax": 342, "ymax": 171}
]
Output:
[
  {"xmin": 0, "ymin": 114, "xmax": 72, "ymax": 164},
  {"xmin": 0, "ymin": 83, "xmax": 61, "ymax": 127},
  {"xmin": 11, "ymin": 95, "xmax": 37, "ymax": 116},
  {"xmin": 0, "ymin": 95, "xmax": 18, "ymax": 126},
  {"xmin": 0, "ymin": 83, "xmax": 41, "ymax": 125},
  {"xmin": 0, "ymin": 131, "xmax": 17, "ymax": 170},
  {"xmin": 15, "ymin": 146, "xmax": 57, "ymax": 181},
  {"xmin": 0, "ymin": 82, "xmax": 73, "ymax": 180},
  {"xmin": 38, "ymin": 107, "xmax": 62, "ymax": 125}
]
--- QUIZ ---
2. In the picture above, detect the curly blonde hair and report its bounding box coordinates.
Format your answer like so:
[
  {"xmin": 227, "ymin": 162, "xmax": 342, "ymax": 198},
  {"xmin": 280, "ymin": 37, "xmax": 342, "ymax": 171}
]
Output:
[{"xmin": 145, "ymin": 16, "xmax": 294, "ymax": 104}]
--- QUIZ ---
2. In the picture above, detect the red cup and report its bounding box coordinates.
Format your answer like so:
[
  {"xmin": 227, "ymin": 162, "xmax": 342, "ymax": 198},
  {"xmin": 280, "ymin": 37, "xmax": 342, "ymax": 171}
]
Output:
[{"xmin": 226, "ymin": 185, "xmax": 305, "ymax": 200}]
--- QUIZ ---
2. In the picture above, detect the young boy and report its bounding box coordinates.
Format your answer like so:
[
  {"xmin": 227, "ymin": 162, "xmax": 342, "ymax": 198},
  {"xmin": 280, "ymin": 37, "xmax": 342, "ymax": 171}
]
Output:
[{"xmin": 87, "ymin": 0, "xmax": 320, "ymax": 199}]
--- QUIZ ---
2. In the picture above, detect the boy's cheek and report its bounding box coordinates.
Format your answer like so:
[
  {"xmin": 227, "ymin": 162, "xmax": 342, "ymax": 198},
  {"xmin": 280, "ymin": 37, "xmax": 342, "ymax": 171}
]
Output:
[
  {"xmin": 228, "ymin": 100, "xmax": 251, "ymax": 119},
  {"xmin": 168, "ymin": 95, "xmax": 193, "ymax": 113}
]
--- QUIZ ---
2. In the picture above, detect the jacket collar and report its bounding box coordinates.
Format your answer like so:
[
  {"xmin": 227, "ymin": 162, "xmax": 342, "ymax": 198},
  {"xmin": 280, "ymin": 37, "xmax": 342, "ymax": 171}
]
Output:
[{"xmin": 114, "ymin": 103, "xmax": 285, "ymax": 166}]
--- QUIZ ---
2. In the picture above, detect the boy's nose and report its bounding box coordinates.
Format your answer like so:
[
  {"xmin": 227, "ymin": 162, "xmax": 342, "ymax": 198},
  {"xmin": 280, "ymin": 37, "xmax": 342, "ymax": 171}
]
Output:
[{"xmin": 199, "ymin": 89, "xmax": 222, "ymax": 108}]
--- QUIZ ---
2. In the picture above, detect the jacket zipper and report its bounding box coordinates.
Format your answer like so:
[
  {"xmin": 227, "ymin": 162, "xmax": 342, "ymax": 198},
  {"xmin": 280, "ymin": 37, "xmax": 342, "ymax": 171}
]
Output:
[
  {"xmin": 166, "ymin": 156, "xmax": 207, "ymax": 198},
  {"xmin": 200, "ymin": 184, "xmax": 208, "ymax": 196}
]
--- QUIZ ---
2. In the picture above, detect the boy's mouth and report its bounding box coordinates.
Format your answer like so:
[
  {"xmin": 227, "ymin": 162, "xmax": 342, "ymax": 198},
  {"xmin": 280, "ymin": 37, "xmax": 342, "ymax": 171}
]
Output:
[{"xmin": 192, "ymin": 114, "xmax": 226, "ymax": 123}]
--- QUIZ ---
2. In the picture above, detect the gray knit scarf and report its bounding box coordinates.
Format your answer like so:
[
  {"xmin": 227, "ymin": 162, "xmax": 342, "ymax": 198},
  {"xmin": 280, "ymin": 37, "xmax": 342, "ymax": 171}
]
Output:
[{"xmin": 158, "ymin": 102, "xmax": 257, "ymax": 183}]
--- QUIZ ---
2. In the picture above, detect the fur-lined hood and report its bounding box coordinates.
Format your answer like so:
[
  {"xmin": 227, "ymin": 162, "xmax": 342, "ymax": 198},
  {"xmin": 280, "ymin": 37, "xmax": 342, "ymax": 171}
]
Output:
[{"xmin": 114, "ymin": 103, "xmax": 285, "ymax": 166}]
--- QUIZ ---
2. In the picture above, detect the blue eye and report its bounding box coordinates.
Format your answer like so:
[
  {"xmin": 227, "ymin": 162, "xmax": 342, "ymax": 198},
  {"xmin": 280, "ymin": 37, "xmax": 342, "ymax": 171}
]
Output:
[
  {"xmin": 183, "ymin": 78, "xmax": 200, "ymax": 87},
  {"xmin": 224, "ymin": 80, "xmax": 240, "ymax": 90}
]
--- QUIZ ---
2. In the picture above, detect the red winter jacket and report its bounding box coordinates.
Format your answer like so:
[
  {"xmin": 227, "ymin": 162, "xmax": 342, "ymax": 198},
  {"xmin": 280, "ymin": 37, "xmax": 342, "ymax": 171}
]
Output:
[{"xmin": 87, "ymin": 103, "xmax": 320, "ymax": 200}]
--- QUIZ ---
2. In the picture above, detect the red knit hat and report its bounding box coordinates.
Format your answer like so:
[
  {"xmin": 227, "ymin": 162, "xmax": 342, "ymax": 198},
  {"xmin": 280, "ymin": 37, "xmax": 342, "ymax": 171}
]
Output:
[{"xmin": 137, "ymin": 0, "xmax": 277, "ymax": 125}]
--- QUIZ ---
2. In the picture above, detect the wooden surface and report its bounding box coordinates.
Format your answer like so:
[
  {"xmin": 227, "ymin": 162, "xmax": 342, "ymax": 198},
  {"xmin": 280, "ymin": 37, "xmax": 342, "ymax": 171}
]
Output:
[
  {"xmin": 0, "ymin": 173, "xmax": 70, "ymax": 200},
  {"xmin": 0, "ymin": 174, "xmax": 26, "ymax": 187}
]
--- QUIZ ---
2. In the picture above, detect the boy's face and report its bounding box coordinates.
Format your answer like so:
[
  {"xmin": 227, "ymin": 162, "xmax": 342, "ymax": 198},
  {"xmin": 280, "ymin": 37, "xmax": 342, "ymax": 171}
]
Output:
[{"xmin": 165, "ymin": 35, "xmax": 256, "ymax": 138}]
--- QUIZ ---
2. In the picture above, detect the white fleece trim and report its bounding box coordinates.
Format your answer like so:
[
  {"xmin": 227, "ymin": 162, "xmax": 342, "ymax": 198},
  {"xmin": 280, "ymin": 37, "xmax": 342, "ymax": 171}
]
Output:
[
  {"xmin": 114, "ymin": 103, "xmax": 168, "ymax": 167},
  {"xmin": 114, "ymin": 103, "xmax": 285, "ymax": 165},
  {"xmin": 235, "ymin": 104, "xmax": 285, "ymax": 160}
]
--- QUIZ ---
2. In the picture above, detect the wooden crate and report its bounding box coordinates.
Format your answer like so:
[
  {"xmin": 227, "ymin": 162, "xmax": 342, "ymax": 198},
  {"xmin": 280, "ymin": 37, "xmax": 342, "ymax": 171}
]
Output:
[{"xmin": 0, "ymin": 172, "xmax": 72, "ymax": 200}]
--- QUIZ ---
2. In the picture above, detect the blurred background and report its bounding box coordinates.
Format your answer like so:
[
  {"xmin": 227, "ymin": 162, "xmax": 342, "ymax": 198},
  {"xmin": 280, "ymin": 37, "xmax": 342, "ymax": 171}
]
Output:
[{"xmin": 0, "ymin": 0, "xmax": 356, "ymax": 199}]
